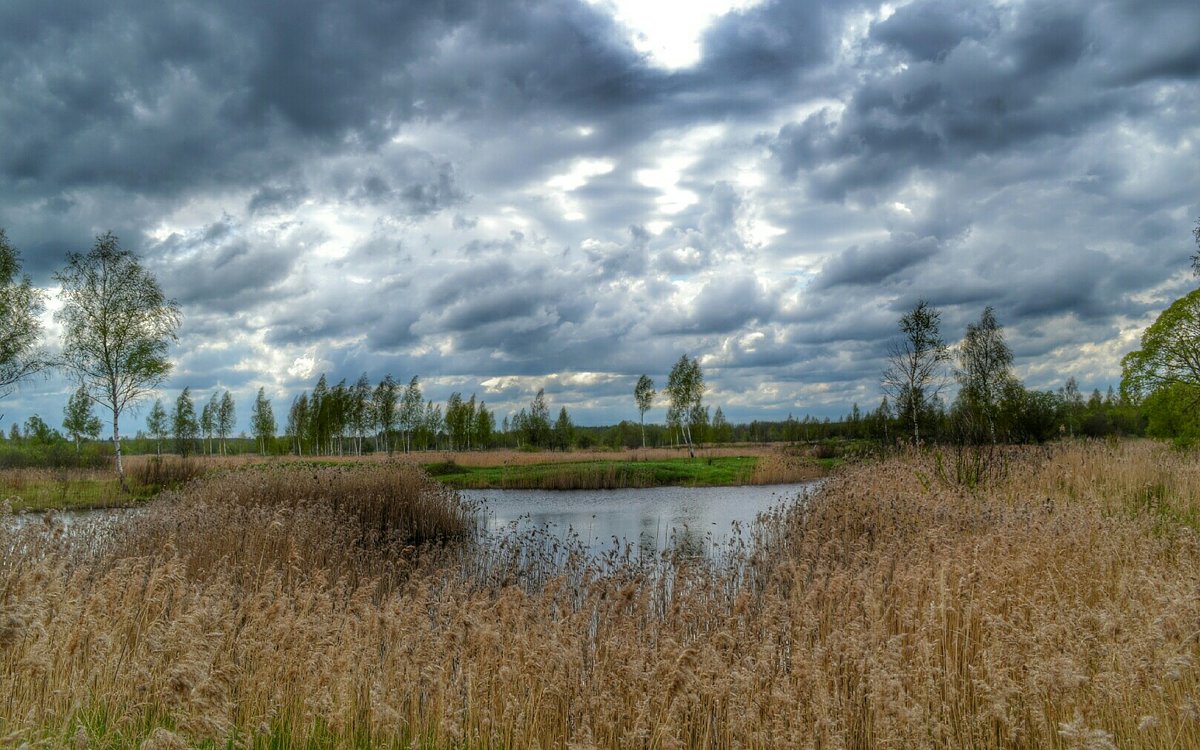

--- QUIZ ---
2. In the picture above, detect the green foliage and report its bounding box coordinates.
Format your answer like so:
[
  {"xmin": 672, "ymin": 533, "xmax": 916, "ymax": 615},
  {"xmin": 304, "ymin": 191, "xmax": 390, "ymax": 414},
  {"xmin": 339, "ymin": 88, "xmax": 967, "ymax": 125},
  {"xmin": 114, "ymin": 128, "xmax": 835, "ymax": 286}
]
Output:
[
  {"xmin": 62, "ymin": 385, "xmax": 102, "ymax": 451},
  {"xmin": 1143, "ymin": 383, "xmax": 1200, "ymax": 442},
  {"xmin": 634, "ymin": 374, "xmax": 655, "ymax": 447},
  {"xmin": 666, "ymin": 354, "xmax": 704, "ymax": 456},
  {"xmin": 881, "ymin": 299, "xmax": 949, "ymax": 444},
  {"xmin": 553, "ymin": 406, "xmax": 575, "ymax": 450},
  {"xmin": 1122, "ymin": 288, "xmax": 1200, "ymax": 405},
  {"xmin": 146, "ymin": 399, "xmax": 169, "ymax": 456},
  {"xmin": 955, "ymin": 306, "xmax": 1014, "ymax": 443},
  {"xmin": 373, "ymin": 374, "xmax": 398, "ymax": 453},
  {"xmin": 428, "ymin": 456, "xmax": 759, "ymax": 489},
  {"xmin": 0, "ymin": 424, "xmax": 110, "ymax": 469},
  {"xmin": 173, "ymin": 387, "xmax": 198, "ymax": 456},
  {"xmin": 55, "ymin": 232, "xmax": 181, "ymax": 487},
  {"xmin": 252, "ymin": 387, "xmax": 276, "ymax": 455},
  {"xmin": 0, "ymin": 228, "xmax": 48, "ymax": 399},
  {"xmin": 711, "ymin": 406, "xmax": 733, "ymax": 444},
  {"xmin": 218, "ymin": 390, "xmax": 235, "ymax": 454}
]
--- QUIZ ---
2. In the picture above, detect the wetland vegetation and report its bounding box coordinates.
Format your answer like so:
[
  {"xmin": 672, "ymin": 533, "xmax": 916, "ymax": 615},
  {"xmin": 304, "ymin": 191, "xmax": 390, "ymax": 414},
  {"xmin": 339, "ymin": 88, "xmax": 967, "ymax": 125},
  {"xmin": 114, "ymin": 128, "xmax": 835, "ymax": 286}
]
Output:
[{"xmin": 3, "ymin": 441, "xmax": 1199, "ymax": 748}]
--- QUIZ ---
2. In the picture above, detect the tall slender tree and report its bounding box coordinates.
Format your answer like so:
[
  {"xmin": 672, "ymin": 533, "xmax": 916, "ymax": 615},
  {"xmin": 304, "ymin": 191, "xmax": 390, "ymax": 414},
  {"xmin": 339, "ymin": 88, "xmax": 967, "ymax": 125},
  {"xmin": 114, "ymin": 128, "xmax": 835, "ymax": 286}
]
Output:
[
  {"xmin": 55, "ymin": 233, "xmax": 181, "ymax": 489},
  {"xmin": 423, "ymin": 400, "xmax": 443, "ymax": 450},
  {"xmin": 475, "ymin": 401, "xmax": 494, "ymax": 449},
  {"xmin": 308, "ymin": 375, "xmax": 329, "ymax": 454},
  {"xmin": 880, "ymin": 300, "xmax": 949, "ymax": 445},
  {"xmin": 287, "ymin": 392, "xmax": 309, "ymax": 456},
  {"xmin": 217, "ymin": 390, "xmax": 235, "ymax": 455},
  {"xmin": 634, "ymin": 374, "xmax": 655, "ymax": 448},
  {"xmin": 445, "ymin": 392, "xmax": 465, "ymax": 450},
  {"xmin": 666, "ymin": 355, "xmax": 704, "ymax": 458},
  {"xmin": 200, "ymin": 392, "xmax": 217, "ymax": 455},
  {"xmin": 173, "ymin": 387, "xmax": 198, "ymax": 457},
  {"xmin": 351, "ymin": 372, "xmax": 372, "ymax": 454},
  {"xmin": 400, "ymin": 376, "xmax": 422, "ymax": 452},
  {"xmin": 251, "ymin": 387, "xmax": 276, "ymax": 455},
  {"xmin": 146, "ymin": 399, "xmax": 168, "ymax": 457},
  {"xmin": 956, "ymin": 306, "xmax": 1014, "ymax": 444},
  {"xmin": 62, "ymin": 385, "xmax": 101, "ymax": 454},
  {"xmin": 374, "ymin": 375, "xmax": 398, "ymax": 454},
  {"xmin": 553, "ymin": 406, "xmax": 574, "ymax": 451}
]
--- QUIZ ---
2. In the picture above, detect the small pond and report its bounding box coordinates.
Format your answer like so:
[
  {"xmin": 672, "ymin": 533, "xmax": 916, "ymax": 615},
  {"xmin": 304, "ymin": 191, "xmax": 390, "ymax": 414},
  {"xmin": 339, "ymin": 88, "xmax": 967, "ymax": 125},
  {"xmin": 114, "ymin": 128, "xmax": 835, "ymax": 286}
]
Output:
[
  {"xmin": 465, "ymin": 481, "xmax": 819, "ymax": 557},
  {"xmin": 6, "ymin": 481, "xmax": 821, "ymax": 559}
]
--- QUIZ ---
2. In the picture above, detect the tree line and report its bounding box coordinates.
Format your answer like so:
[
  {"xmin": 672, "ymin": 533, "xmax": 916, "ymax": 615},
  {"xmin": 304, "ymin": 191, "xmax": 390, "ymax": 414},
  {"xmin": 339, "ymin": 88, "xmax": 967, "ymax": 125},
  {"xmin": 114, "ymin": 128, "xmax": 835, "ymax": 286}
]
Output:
[{"xmin": 5, "ymin": 222, "xmax": 1200, "ymax": 480}]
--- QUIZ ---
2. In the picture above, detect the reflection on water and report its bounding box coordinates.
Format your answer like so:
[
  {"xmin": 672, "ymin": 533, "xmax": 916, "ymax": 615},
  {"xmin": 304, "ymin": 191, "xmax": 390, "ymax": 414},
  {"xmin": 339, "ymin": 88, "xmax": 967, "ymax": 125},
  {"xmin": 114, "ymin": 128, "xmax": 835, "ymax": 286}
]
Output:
[
  {"xmin": 6, "ymin": 506, "xmax": 141, "ymax": 531},
  {"xmin": 464, "ymin": 481, "xmax": 819, "ymax": 557},
  {"xmin": 5, "ymin": 483, "xmax": 820, "ymax": 559}
]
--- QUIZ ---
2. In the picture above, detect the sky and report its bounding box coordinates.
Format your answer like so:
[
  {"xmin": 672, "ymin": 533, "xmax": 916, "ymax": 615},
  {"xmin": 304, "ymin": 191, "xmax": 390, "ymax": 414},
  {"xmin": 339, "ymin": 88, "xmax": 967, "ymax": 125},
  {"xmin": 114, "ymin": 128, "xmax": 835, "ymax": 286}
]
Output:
[{"xmin": 1, "ymin": 0, "xmax": 1198, "ymax": 433}]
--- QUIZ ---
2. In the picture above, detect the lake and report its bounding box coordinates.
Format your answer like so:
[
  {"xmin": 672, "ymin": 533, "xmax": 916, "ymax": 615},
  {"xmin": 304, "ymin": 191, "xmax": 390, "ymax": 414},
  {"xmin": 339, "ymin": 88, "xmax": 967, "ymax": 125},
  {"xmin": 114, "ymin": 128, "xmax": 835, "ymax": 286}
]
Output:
[{"xmin": 464, "ymin": 481, "xmax": 819, "ymax": 557}]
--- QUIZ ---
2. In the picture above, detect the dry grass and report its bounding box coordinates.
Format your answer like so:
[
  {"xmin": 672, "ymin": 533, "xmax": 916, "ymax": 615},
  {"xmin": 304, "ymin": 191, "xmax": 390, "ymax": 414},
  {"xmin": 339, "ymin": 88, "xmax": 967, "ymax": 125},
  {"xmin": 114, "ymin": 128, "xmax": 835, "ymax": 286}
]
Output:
[
  {"xmin": 748, "ymin": 450, "xmax": 828, "ymax": 484},
  {"xmin": 2, "ymin": 440, "xmax": 1199, "ymax": 748}
]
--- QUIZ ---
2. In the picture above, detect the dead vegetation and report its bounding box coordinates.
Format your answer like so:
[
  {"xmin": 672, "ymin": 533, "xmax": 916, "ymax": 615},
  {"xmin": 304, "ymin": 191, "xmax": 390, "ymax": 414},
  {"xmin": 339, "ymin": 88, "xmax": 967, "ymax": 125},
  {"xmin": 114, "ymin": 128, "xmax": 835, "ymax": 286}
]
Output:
[{"xmin": 1, "ymin": 440, "xmax": 1198, "ymax": 748}]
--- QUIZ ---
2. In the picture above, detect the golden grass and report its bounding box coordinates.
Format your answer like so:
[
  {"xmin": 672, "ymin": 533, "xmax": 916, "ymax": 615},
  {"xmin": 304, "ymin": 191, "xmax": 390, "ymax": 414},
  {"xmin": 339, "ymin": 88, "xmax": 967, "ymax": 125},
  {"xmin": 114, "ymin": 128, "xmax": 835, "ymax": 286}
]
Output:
[{"xmin": 2, "ymin": 440, "xmax": 1199, "ymax": 748}]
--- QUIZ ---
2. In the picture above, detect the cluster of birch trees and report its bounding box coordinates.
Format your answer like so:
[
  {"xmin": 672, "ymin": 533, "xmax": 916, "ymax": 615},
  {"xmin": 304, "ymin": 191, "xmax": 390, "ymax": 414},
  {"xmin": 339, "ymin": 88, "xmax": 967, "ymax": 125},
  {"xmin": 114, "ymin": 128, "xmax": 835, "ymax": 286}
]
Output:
[
  {"xmin": 144, "ymin": 386, "xmax": 277, "ymax": 456},
  {"xmin": 284, "ymin": 374, "xmax": 495, "ymax": 455}
]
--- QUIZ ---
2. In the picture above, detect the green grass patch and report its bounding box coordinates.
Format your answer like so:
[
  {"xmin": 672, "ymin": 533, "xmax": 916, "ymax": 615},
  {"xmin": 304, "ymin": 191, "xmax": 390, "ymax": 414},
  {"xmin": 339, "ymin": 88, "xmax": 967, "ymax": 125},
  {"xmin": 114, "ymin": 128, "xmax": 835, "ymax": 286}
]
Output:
[
  {"xmin": 2, "ymin": 457, "xmax": 207, "ymax": 513},
  {"xmin": 426, "ymin": 456, "xmax": 759, "ymax": 489},
  {"xmin": 1, "ymin": 475, "xmax": 147, "ymax": 512}
]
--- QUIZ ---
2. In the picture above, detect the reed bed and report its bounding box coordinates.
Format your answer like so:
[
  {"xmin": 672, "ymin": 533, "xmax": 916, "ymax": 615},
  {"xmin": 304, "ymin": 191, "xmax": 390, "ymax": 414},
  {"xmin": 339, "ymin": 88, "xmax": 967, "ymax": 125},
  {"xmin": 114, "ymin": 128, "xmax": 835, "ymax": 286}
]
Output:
[
  {"xmin": 2, "ymin": 440, "xmax": 1199, "ymax": 748},
  {"xmin": 748, "ymin": 451, "xmax": 828, "ymax": 485},
  {"xmin": 1, "ymin": 465, "xmax": 126, "ymax": 511}
]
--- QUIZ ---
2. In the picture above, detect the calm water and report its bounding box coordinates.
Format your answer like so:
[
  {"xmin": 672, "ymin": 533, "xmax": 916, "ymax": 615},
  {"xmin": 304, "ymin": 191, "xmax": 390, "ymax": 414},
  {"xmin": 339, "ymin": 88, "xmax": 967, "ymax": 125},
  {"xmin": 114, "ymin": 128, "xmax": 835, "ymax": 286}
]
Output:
[
  {"xmin": 7, "ymin": 482, "xmax": 820, "ymax": 558},
  {"xmin": 464, "ymin": 481, "xmax": 818, "ymax": 557}
]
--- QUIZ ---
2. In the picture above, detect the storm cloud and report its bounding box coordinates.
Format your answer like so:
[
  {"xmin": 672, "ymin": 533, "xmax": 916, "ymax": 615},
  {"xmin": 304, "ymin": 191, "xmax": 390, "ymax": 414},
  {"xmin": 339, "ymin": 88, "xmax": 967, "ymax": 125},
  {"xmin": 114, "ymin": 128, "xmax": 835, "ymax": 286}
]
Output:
[{"xmin": 1, "ymin": 0, "xmax": 1197, "ymax": 429}]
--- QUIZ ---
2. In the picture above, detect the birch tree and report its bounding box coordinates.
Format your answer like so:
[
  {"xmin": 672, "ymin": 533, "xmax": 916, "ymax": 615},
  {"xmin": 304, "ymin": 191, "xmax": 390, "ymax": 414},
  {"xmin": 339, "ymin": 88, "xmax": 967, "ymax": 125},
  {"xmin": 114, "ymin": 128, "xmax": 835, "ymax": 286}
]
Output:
[
  {"xmin": 880, "ymin": 300, "xmax": 948, "ymax": 445},
  {"xmin": 55, "ymin": 233, "xmax": 181, "ymax": 490},
  {"xmin": 173, "ymin": 387, "xmax": 198, "ymax": 457},
  {"xmin": 287, "ymin": 392, "xmax": 309, "ymax": 455},
  {"xmin": 200, "ymin": 392, "xmax": 217, "ymax": 455},
  {"xmin": 665, "ymin": 355, "xmax": 704, "ymax": 458},
  {"xmin": 400, "ymin": 376, "xmax": 422, "ymax": 452},
  {"xmin": 956, "ymin": 306, "xmax": 1014, "ymax": 444},
  {"xmin": 373, "ymin": 375, "xmax": 398, "ymax": 454},
  {"xmin": 634, "ymin": 374, "xmax": 655, "ymax": 448},
  {"xmin": 251, "ymin": 387, "xmax": 275, "ymax": 455},
  {"xmin": 146, "ymin": 399, "xmax": 168, "ymax": 457},
  {"xmin": 62, "ymin": 385, "xmax": 101, "ymax": 454},
  {"xmin": 217, "ymin": 390, "xmax": 235, "ymax": 455}
]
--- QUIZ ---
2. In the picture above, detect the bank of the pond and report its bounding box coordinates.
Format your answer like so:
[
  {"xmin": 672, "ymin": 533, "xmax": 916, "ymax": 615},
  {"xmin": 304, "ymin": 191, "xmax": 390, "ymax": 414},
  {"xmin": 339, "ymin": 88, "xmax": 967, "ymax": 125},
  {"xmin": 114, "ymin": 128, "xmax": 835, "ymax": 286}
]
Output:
[
  {"xmin": 0, "ymin": 458, "xmax": 209, "ymax": 512},
  {"xmin": 425, "ymin": 454, "xmax": 828, "ymax": 489},
  {"xmin": 3, "ymin": 451, "xmax": 833, "ymax": 512}
]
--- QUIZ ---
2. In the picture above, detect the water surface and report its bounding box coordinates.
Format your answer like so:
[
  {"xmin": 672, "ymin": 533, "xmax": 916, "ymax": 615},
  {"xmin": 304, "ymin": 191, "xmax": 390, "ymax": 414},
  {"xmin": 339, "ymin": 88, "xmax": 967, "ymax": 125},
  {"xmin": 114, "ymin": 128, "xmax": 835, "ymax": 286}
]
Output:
[{"xmin": 465, "ymin": 481, "xmax": 818, "ymax": 557}]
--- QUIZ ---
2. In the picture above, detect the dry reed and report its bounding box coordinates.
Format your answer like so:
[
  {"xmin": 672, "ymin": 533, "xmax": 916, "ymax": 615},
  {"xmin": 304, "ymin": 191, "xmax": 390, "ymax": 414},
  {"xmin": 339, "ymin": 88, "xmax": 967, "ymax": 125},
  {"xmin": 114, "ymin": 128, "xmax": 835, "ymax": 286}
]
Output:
[{"xmin": 1, "ymin": 440, "xmax": 1198, "ymax": 748}]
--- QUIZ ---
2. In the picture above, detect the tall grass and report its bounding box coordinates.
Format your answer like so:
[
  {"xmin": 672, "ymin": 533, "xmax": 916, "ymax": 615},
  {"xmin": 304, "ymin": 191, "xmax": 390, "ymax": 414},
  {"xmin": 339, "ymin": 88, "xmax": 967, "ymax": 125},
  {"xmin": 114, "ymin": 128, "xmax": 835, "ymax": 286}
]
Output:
[{"xmin": 2, "ymin": 441, "xmax": 1198, "ymax": 748}]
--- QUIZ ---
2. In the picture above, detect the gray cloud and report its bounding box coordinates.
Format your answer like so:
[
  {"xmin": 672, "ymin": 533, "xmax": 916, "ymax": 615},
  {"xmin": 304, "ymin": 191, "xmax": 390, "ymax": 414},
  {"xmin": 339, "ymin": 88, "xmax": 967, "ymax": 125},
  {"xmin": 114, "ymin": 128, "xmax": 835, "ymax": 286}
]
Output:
[
  {"xmin": 1, "ymin": 0, "xmax": 1197, "ymax": 430},
  {"xmin": 815, "ymin": 233, "xmax": 942, "ymax": 288}
]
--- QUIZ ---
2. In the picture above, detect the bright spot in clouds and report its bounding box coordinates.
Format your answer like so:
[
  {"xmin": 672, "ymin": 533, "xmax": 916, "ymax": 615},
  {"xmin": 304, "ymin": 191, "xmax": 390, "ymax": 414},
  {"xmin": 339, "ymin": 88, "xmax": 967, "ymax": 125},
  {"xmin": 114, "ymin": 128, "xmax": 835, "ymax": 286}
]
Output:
[{"xmin": 587, "ymin": 0, "xmax": 767, "ymax": 69}]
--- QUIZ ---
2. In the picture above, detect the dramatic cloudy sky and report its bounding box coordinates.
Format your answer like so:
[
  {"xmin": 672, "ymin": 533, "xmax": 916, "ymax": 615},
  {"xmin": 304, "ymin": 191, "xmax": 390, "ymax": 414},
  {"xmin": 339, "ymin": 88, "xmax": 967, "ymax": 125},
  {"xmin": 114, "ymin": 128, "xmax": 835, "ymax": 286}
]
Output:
[{"xmin": 2, "ymin": 0, "xmax": 1198, "ymax": 432}]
